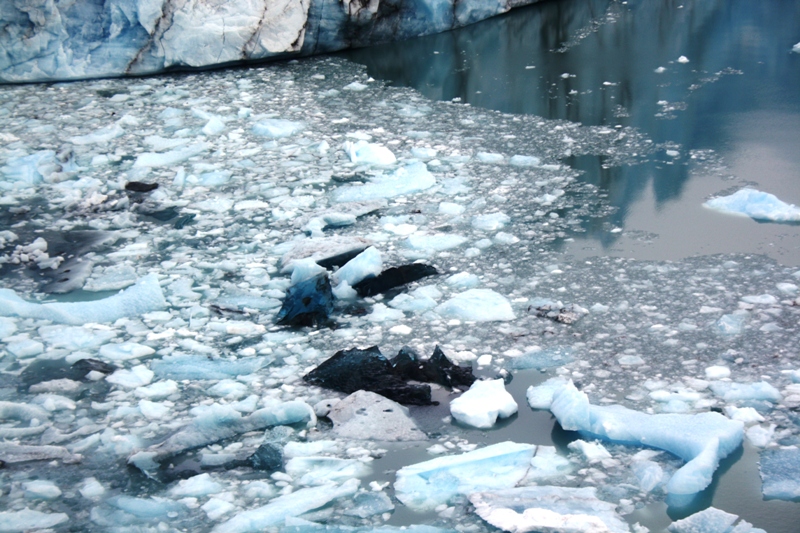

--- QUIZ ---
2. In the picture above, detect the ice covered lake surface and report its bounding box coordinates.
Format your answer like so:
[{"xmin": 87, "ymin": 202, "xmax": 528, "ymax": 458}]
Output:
[
  {"xmin": 341, "ymin": 0, "xmax": 800, "ymax": 266},
  {"xmin": 0, "ymin": 20, "xmax": 800, "ymax": 533}
]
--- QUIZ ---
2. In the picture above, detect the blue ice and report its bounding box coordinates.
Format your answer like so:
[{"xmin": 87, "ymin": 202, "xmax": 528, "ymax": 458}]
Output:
[
  {"xmin": 151, "ymin": 354, "xmax": 270, "ymax": 380},
  {"xmin": 331, "ymin": 246, "xmax": 382, "ymax": 287},
  {"xmin": 709, "ymin": 381, "xmax": 782, "ymax": 403},
  {"xmin": 0, "ymin": 151, "xmax": 56, "ymax": 190},
  {"xmin": 507, "ymin": 346, "xmax": 574, "ymax": 370},
  {"xmin": 394, "ymin": 441, "xmax": 535, "ymax": 511},
  {"xmin": 528, "ymin": 380, "xmax": 744, "ymax": 496},
  {"xmin": 0, "ymin": 274, "xmax": 166, "ymax": 325},
  {"xmin": 703, "ymin": 188, "xmax": 800, "ymax": 222},
  {"xmin": 759, "ymin": 447, "xmax": 800, "ymax": 500}
]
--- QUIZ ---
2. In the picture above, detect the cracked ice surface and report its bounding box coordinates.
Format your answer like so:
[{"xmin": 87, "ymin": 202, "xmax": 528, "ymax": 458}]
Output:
[{"xmin": 0, "ymin": 57, "xmax": 798, "ymax": 532}]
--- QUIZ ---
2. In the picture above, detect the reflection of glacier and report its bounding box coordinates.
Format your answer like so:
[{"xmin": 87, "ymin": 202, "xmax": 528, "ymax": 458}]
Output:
[
  {"xmin": 0, "ymin": 0, "xmax": 544, "ymax": 82},
  {"xmin": 342, "ymin": 0, "xmax": 800, "ymax": 248}
]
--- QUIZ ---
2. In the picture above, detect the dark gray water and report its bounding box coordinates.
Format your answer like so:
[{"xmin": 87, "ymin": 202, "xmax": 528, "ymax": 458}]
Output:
[{"xmin": 340, "ymin": 0, "xmax": 800, "ymax": 265}]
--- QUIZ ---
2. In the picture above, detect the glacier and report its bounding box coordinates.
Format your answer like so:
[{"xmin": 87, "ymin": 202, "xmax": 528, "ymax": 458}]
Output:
[{"xmin": 0, "ymin": 0, "xmax": 545, "ymax": 83}]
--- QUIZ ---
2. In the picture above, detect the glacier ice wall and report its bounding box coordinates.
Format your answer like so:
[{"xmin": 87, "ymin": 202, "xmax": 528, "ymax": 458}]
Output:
[{"xmin": 0, "ymin": 0, "xmax": 542, "ymax": 83}]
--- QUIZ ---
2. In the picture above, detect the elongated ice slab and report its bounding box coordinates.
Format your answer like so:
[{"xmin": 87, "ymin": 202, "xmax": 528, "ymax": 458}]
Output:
[
  {"xmin": 0, "ymin": 508, "xmax": 69, "ymax": 531},
  {"xmin": 528, "ymin": 380, "xmax": 743, "ymax": 496},
  {"xmin": 394, "ymin": 441, "xmax": 535, "ymax": 511},
  {"xmin": 212, "ymin": 479, "xmax": 359, "ymax": 533},
  {"xmin": 703, "ymin": 188, "xmax": 800, "ymax": 222},
  {"xmin": 0, "ymin": 274, "xmax": 166, "ymax": 325},
  {"xmin": 469, "ymin": 486, "xmax": 630, "ymax": 533}
]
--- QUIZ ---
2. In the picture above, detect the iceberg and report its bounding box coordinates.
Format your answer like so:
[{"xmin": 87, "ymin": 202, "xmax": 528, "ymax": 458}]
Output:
[
  {"xmin": 703, "ymin": 188, "xmax": 800, "ymax": 222},
  {"xmin": 394, "ymin": 441, "xmax": 536, "ymax": 511},
  {"xmin": 469, "ymin": 486, "xmax": 630, "ymax": 533},
  {"xmin": 450, "ymin": 379, "xmax": 518, "ymax": 429},
  {"xmin": 0, "ymin": 274, "xmax": 166, "ymax": 325},
  {"xmin": 528, "ymin": 380, "xmax": 744, "ymax": 496}
]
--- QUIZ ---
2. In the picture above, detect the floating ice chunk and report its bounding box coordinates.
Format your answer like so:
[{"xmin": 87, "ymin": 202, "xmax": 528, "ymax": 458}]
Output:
[
  {"xmin": 469, "ymin": 486, "xmax": 630, "ymax": 533},
  {"xmin": 436, "ymin": 289, "xmax": 515, "ymax": 322},
  {"xmin": 107, "ymin": 364, "xmax": 154, "ymax": 388},
  {"xmin": 143, "ymin": 135, "xmax": 190, "ymax": 151},
  {"xmin": 134, "ymin": 143, "xmax": 210, "ymax": 167},
  {"xmin": 526, "ymin": 446, "xmax": 572, "ymax": 481},
  {"xmin": 328, "ymin": 390, "xmax": 427, "ymax": 441},
  {"xmin": 0, "ymin": 509, "xmax": 69, "ymax": 531},
  {"xmin": 0, "ymin": 274, "xmax": 166, "ymax": 325},
  {"xmin": 70, "ymin": 123, "xmax": 124, "ymax": 145},
  {"xmin": 192, "ymin": 198, "xmax": 234, "ymax": 212},
  {"xmin": 760, "ymin": 447, "xmax": 800, "ymax": 500},
  {"xmin": 139, "ymin": 399, "xmax": 170, "ymax": 419},
  {"xmin": 746, "ymin": 424, "xmax": 776, "ymax": 448},
  {"xmin": 33, "ymin": 394, "xmax": 76, "ymax": 412},
  {"xmin": 394, "ymin": 441, "xmax": 536, "ymax": 511},
  {"xmin": 526, "ymin": 377, "xmax": 571, "ymax": 409},
  {"xmin": 446, "ymin": 272, "xmax": 480, "ymax": 289},
  {"xmin": 344, "ymin": 140, "xmax": 397, "ymax": 165},
  {"xmin": 23, "ymin": 480, "xmax": 62, "ymax": 500},
  {"xmin": 208, "ymin": 380, "xmax": 249, "ymax": 400},
  {"xmin": 212, "ymin": 479, "xmax": 359, "ymax": 533},
  {"xmin": 203, "ymin": 116, "xmax": 226, "ymax": 135},
  {"xmin": 79, "ymin": 477, "xmax": 106, "ymax": 499},
  {"xmin": 0, "ymin": 317, "xmax": 17, "ymax": 339},
  {"xmin": 389, "ymin": 287, "xmax": 440, "ymax": 313},
  {"xmin": 99, "ymin": 342, "xmax": 155, "ymax": 362},
  {"xmin": 151, "ymin": 354, "xmax": 269, "ymax": 380},
  {"xmin": 332, "ymin": 162, "xmax": 435, "ymax": 202},
  {"xmin": 332, "ymin": 246, "xmax": 382, "ymax": 286},
  {"xmin": 0, "ymin": 150, "xmax": 56, "ymax": 189},
  {"xmin": 290, "ymin": 258, "xmax": 328, "ymax": 286},
  {"xmin": 677, "ymin": 55, "xmax": 690, "ymax": 63},
  {"xmin": 252, "ymin": 119, "xmax": 304, "ymax": 138},
  {"xmin": 146, "ymin": 401, "xmax": 315, "ymax": 462},
  {"xmin": 509, "ymin": 155, "xmax": 541, "ymax": 167},
  {"xmin": 344, "ymin": 81, "xmax": 368, "ymax": 91},
  {"xmin": 7, "ymin": 339, "xmax": 44, "ymax": 357},
  {"xmin": 472, "ymin": 212, "xmax": 510, "ymax": 231},
  {"xmin": 406, "ymin": 233, "xmax": 468, "ymax": 252},
  {"xmin": 714, "ymin": 313, "xmax": 747, "ymax": 335},
  {"xmin": 568, "ymin": 440, "xmax": 612, "ymax": 463},
  {"xmin": 286, "ymin": 456, "xmax": 372, "ymax": 485},
  {"xmin": 411, "ymin": 147, "xmax": 437, "ymax": 160},
  {"xmin": 668, "ymin": 506, "xmax": 766, "ymax": 533},
  {"xmin": 508, "ymin": 346, "xmax": 574, "ymax": 370},
  {"xmin": 477, "ymin": 152, "xmax": 505, "ymax": 163},
  {"xmin": 704, "ymin": 188, "xmax": 800, "ymax": 222},
  {"xmin": 709, "ymin": 381, "xmax": 781, "ymax": 402},
  {"xmin": 439, "ymin": 201, "xmax": 465, "ymax": 215},
  {"xmin": 368, "ymin": 303, "xmax": 405, "ymax": 322},
  {"xmin": 203, "ymin": 499, "xmax": 236, "ymax": 520},
  {"xmin": 793, "ymin": 42, "xmax": 800, "ymax": 53},
  {"xmin": 633, "ymin": 459, "xmax": 664, "ymax": 492},
  {"xmin": 344, "ymin": 491, "xmax": 395, "ymax": 518},
  {"xmin": 705, "ymin": 366, "xmax": 730, "ymax": 379},
  {"xmin": 494, "ymin": 232, "xmax": 520, "ymax": 245},
  {"xmin": 532, "ymin": 380, "xmax": 743, "ymax": 496},
  {"xmin": 169, "ymin": 473, "xmax": 224, "ymax": 498},
  {"xmin": 450, "ymin": 379, "xmax": 518, "ymax": 429},
  {"xmin": 723, "ymin": 406, "xmax": 764, "ymax": 425},
  {"xmin": 84, "ymin": 264, "xmax": 138, "ymax": 291}
]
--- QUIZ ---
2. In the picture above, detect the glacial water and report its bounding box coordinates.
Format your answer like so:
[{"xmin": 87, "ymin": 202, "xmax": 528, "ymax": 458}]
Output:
[
  {"xmin": 0, "ymin": 1, "xmax": 799, "ymax": 533},
  {"xmin": 341, "ymin": 0, "xmax": 800, "ymax": 264}
]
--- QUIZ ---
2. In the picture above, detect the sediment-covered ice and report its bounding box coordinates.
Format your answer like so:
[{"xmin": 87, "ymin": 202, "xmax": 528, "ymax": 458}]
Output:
[
  {"xmin": 450, "ymin": 379, "xmax": 518, "ymax": 428},
  {"xmin": 394, "ymin": 441, "xmax": 535, "ymax": 511},
  {"xmin": 703, "ymin": 188, "xmax": 800, "ymax": 222},
  {"xmin": 529, "ymin": 380, "xmax": 744, "ymax": 496}
]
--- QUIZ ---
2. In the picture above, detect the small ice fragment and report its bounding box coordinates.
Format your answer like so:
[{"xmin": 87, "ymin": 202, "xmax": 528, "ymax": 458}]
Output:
[
  {"xmin": 704, "ymin": 188, "xmax": 800, "ymax": 222},
  {"xmin": 439, "ymin": 202, "xmax": 465, "ymax": 215},
  {"xmin": 746, "ymin": 424, "xmax": 775, "ymax": 448},
  {"xmin": 792, "ymin": 42, "xmax": 800, "ymax": 53},
  {"xmin": 344, "ymin": 81, "xmax": 368, "ymax": 91},
  {"xmin": 333, "ymin": 162, "xmax": 435, "ymax": 202},
  {"xmin": 79, "ymin": 477, "xmax": 106, "ymax": 499},
  {"xmin": 450, "ymin": 379, "xmax": 518, "ymax": 429},
  {"xmin": 508, "ymin": 155, "xmax": 541, "ymax": 167},
  {"xmin": 343, "ymin": 140, "xmax": 396, "ymax": 165},
  {"xmin": 169, "ymin": 473, "xmax": 225, "ymax": 497},
  {"xmin": 677, "ymin": 55, "xmax": 690, "ymax": 63},
  {"xmin": 705, "ymin": 365, "xmax": 730, "ymax": 379},
  {"xmin": 568, "ymin": 440, "xmax": 612, "ymax": 463},
  {"xmin": 655, "ymin": 66, "xmax": 666, "ymax": 73},
  {"xmin": 107, "ymin": 364, "xmax": 154, "ymax": 388},
  {"xmin": 472, "ymin": 212, "xmax": 510, "ymax": 231},
  {"xmin": 252, "ymin": 119, "xmax": 304, "ymax": 138},
  {"xmin": 0, "ymin": 509, "xmax": 69, "ymax": 530},
  {"xmin": 23, "ymin": 480, "xmax": 62, "ymax": 500},
  {"xmin": 99, "ymin": 342, "xmax": 155, "ymax": 361},
  {"xmin": 436, "ymin": 289, "xmax": 515, "ymax": 322}
]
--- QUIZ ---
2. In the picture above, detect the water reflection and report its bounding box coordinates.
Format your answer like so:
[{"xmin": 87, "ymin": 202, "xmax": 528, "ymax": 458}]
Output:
[{"xmin": 340, "ymin": 0, "xmax": 800, "ymax": 264}]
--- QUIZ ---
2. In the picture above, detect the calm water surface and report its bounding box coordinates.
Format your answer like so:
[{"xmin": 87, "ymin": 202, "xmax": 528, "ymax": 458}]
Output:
[
  {"xmin": 340, "ymin": 1, "xmax": 800, "ymax": 531},
  {"xmin": 341, "ymin": 0, "xmax": 800, "ymax": 265}
]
